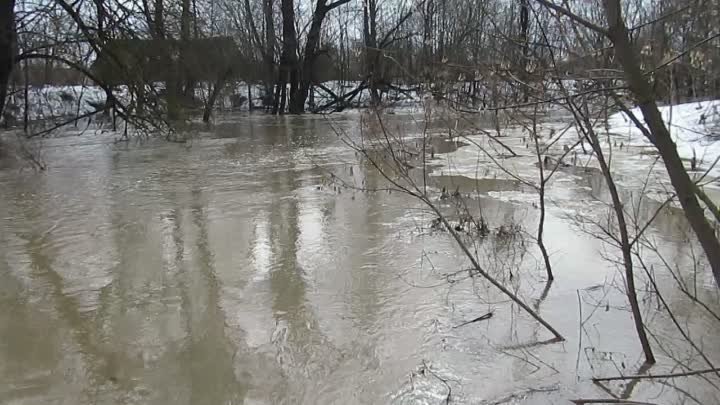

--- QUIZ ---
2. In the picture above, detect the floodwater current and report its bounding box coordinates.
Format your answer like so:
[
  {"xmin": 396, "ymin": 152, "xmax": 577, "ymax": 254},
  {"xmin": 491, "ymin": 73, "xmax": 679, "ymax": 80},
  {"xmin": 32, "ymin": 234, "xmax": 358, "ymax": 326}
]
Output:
[{"xmin": 1, "ymin": 112, "xmax": 719, "ymax": 404}]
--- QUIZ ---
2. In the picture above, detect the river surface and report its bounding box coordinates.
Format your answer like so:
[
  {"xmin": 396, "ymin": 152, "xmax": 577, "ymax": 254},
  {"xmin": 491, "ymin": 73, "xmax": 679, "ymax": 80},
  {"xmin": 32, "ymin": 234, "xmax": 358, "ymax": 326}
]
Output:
[{"xmin": 1, "ymin": 112, "xmax": 719, "ymax": 404}]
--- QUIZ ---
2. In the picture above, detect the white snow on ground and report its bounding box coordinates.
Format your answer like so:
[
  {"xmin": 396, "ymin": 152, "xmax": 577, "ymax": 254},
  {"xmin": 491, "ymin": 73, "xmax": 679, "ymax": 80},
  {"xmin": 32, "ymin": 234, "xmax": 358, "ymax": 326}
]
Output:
[
  {"xmin": 595, "ymin": 100, "xmax": 720, "ymax": 197},
  {"xmin": 1, "ymin": 81, "xmax": 424, "ymax": 125},
  {"xmin": 608, "ymin": 99, "xmax": 720, "ymax": 164},
  {"xmin": 4, "ymin": 85, "xmax": 109, "ymax": 121}
]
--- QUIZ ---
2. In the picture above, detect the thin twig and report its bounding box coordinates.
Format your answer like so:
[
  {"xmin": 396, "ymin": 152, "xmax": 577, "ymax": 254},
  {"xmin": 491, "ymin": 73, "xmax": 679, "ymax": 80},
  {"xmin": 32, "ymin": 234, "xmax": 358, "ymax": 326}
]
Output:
[
  {"xmin": 593, "ymin": 367, "xmax": 720, "ymax": 382},
  {"xmin": 452, "ymin": 312, "xmax": 493, "ymax": 328},
  {"xmin": 571, "ymin": 400, "xmax": 660, "ymax": 405}
]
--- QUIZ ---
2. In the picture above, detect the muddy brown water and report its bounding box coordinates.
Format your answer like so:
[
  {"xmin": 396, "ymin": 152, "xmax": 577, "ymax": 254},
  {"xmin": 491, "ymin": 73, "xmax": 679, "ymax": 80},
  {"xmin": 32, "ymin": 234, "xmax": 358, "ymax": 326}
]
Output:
[{"xmin": 1, "ymin": 113, "xmax": 719, "ymax": 404}]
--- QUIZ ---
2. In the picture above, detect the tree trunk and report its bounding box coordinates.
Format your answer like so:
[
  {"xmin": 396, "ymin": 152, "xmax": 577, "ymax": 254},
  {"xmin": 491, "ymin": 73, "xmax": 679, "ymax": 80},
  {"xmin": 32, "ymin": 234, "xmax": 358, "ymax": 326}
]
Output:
[
  {"xmin": 422, "ymin": 0, "xmax": 434, "ymax": 81},
  {"xmin": 279, "ymin": 81, "xmax": 287, "ymax": 113},
  {"xmin": 263, "ymin": 0, "xmax": 276, "ymax": 92},
  {"xmin": 202, "ymin": 75, "xmax": 227, "ymax": 122},
  {"xmin": 153, "ymin": 0, "xmax": 165, "ymax": 39},
  {"xmin": 519, "ymin": 0, "xmax": 529, "ymax": 102},
  {"xmin": 531, "ymin": 112, "xmax": 553, "ymax": 281},
  {"xmin": 272, "ymin": 80, "xmax": 282, "ymax": 114},
  {"xmin": 277, "ymin": 0, "xmax": 298, "ymax": 114},
  {"xmin": 363, "ymin": 0, "xmax": 380, "ymax": 105},
  {"xmin": 23, "ymin": 58, "xmax": 28, "ymax": 132},
  {"xmin": 289, "ymin": 0, "xmax": 326, "ymax": 114},
  {"xmin": 180, "ymin": 0, "xmax": 194, "ymax": 99},
  {"xmin": 92, "ymin": 0, "xmax": 107, "ymax": 40},
  {"xmin": 604, "ymin": 0, "xmax": 720, "ymax": 288},
  {"xmin": 578, "ymin": 103, "xmax": 656, "ymax": 365},
  {"xmin": 243, "ymin": 0, "xmax": 275, "ymax": 95},
  {"xmin": 0, "ymin": 0, "xmax": 16, "ymax": 118},
  {"xmin": 289, "ymin": 0, "xmax": 351, "ymax": 114}
]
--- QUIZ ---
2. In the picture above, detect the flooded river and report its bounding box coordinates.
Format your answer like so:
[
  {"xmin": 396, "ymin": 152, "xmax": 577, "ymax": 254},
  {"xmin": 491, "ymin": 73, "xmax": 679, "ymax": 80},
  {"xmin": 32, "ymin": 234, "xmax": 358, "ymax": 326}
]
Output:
[{"xmin": 1, "ymin": 112, "xmax": 718, "ymax": 404}]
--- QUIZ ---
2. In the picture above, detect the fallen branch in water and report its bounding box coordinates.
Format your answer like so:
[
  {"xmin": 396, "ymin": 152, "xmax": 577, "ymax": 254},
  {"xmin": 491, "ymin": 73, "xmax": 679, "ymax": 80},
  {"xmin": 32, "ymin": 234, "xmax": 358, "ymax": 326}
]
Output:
[
  {"xmin": 593, "ymin": 367, "xmax": 720, "ymax": 383},
  {"xmin": 571, "ymin": 400, "xmax": 659, "ymax": 405},
  {"xmin": 452, "ymin": 312, "xmax": 493, "ymax": 328},
  {"xmin": 313, "ymin": 81, "xmax": 368, "ymax": 112}
]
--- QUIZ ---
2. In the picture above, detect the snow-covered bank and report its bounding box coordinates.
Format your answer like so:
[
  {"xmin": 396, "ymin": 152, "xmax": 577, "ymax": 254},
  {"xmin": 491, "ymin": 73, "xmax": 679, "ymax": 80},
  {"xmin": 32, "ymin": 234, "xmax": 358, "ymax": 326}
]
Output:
[
  {"xmin": 1, "ymin": 81, "xmax": 425, "ymax": 127},
  {"xmin": 3, "ymin": 85, "xmax": 109, "ymax": 122},
  {"xmin": 609, "ymin": 99, "xmax": 720, "ymax": 163}
]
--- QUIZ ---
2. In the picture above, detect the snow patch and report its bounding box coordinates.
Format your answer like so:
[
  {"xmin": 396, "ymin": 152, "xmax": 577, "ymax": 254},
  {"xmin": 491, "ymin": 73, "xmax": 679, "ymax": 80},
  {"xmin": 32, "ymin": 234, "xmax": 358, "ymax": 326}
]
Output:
[{"xmin": 608, "ymin": 99, "xmax": 720, "ymax": 164}]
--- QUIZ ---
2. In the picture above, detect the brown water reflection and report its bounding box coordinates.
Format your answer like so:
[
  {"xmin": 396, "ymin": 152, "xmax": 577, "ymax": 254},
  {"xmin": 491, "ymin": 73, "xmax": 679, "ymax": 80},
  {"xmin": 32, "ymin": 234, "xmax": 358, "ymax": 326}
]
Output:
[{"xmin": 1, "ymin": 113, "xmax": 718, "ymax": 404}]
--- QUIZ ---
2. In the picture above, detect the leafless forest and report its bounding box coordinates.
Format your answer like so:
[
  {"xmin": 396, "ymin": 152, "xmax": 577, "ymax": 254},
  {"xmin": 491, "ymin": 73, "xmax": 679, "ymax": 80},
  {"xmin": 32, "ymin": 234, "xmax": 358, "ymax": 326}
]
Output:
[{"xmin": 0, "ymin": 0, "xmax": 719, "ymax": 404}]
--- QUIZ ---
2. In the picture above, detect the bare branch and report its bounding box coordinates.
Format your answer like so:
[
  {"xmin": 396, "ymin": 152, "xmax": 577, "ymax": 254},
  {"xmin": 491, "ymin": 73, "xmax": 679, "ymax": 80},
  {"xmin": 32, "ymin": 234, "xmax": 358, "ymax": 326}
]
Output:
[
  {"xmin": 594, "ymin": 367, "xmax": 720, "ymax": 382},
  {"xmin": 534, "ymin": 0, "xmax": 610, "ymax": 36}
]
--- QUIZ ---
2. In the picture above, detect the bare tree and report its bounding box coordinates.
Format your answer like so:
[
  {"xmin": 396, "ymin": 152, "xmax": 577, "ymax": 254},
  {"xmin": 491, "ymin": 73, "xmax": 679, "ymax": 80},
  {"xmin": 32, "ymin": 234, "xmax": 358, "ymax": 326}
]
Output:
[
  {"xmin": 287, "ymin": 0, "xmax": 352, "ymax": 113},
  {"xmin": 536, "ymin": 0, "xmax": 720, "ymax": 288},
  {"xmin": 0, "ymin": 0, "xmax": 16, "ymax": 118}
]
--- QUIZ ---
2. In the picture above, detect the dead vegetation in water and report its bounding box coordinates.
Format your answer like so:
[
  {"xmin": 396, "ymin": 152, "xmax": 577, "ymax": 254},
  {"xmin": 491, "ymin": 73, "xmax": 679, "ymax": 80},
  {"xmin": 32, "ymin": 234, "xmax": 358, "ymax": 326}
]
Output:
[
  {"xmin": 428, "ymin": 213, "xmax": 523, "ymax": 245},
  {"xmin": 327, "ymin": 80, "xmax": 720, "ymax": 405}
]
